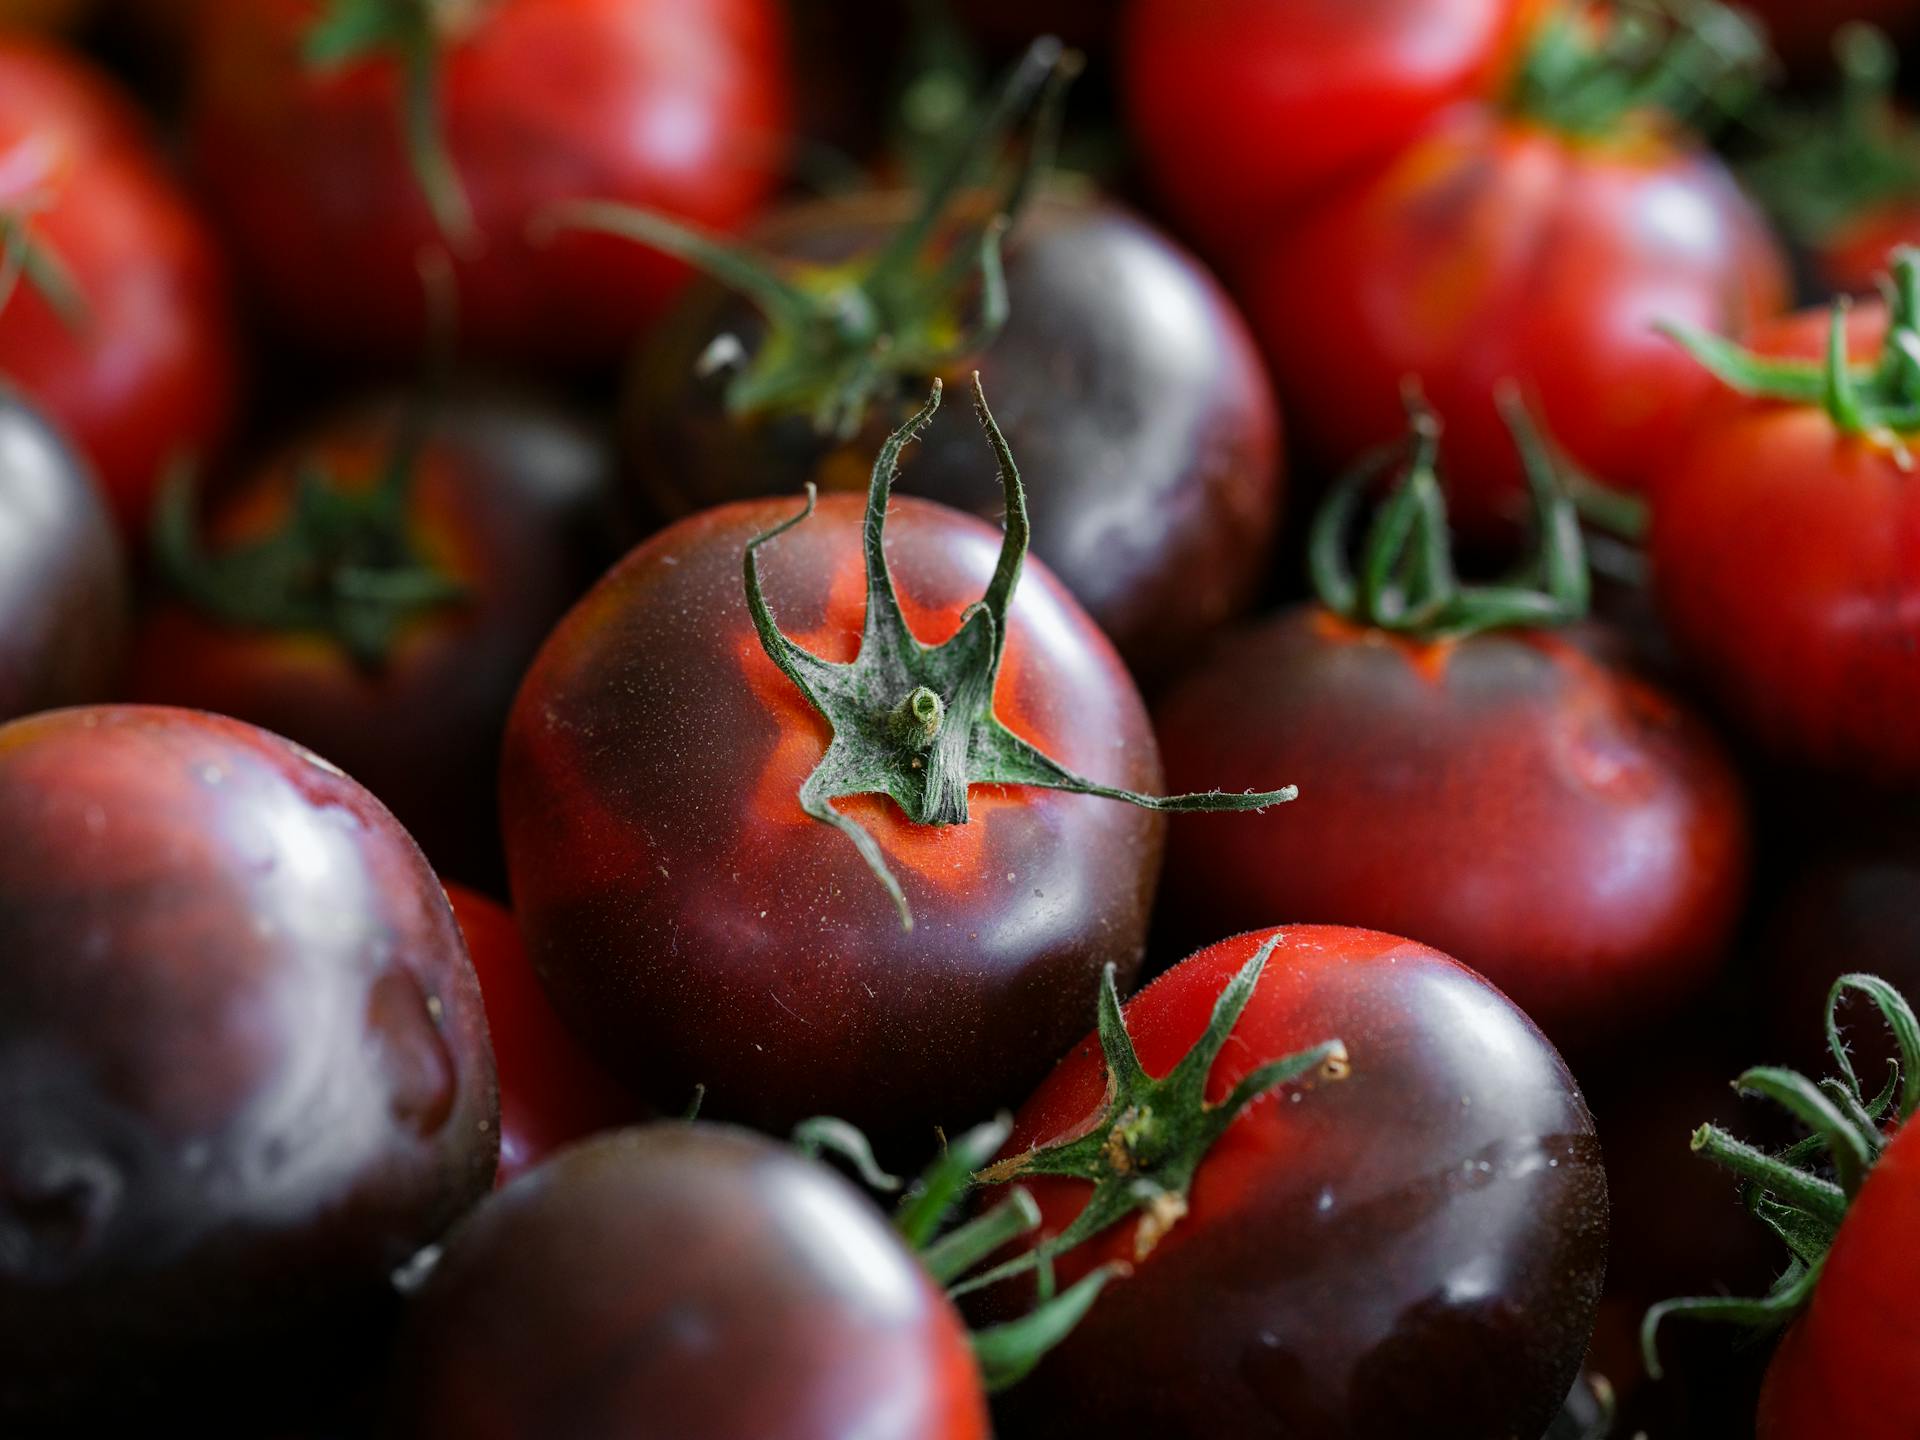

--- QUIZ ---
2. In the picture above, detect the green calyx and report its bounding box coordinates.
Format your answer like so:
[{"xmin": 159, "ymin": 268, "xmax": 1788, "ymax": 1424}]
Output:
[
  {"xmin": 1745, "ymin": 25, "xmax": 1920, "ymax": 248},
  {"xmin": 0, "ymin": 205, "xmax": 89, "ymax": 333},
  {"xmin": 1308, "ymin": 390, "xmax": 1592, "ymax": 641},
  {"xmin": 1666, "ymin": 246, "xmax": 1920, "ymax": 451},
  {"xmin": 1507, "ymin": 0, "xmax": 1769, "ymax": 140},
  {"xmin": 747, "ymin": 375, "xmax": 1297, "ymax": 929},
  {"xmin": 537, "ymin": 38, "xmax": 1078, "ymax": 440},
  {"xmin": 953, "ymin": 934, "xmax": 1348, "ymax": 1296},
  {"xmin": 153, "ymin": 411, "xmax": 468, "ymax": 668},
  {"xmin": 1642, "ymin": 973, "xmax": 1920, "ymax": 1378},
  {"xmin": 306, "ymin": 0, "xmax": 476, "ymax": 248}
]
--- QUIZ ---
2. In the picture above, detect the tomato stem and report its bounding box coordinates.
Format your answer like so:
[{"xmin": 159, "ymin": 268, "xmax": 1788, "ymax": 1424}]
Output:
[{"xmin": 743, "ymin": 375, "xmax": 1298, "ymax": 929}]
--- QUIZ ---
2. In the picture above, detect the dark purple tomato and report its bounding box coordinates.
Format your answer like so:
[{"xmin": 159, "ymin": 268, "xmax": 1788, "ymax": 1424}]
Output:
[
  {"xmin": 500, "ymin": 492, "xmax": 1165, "ymax": 1147},
  {"xmin": 0, "ymin": 385, "xmax": 125, "ymax": 725},
  {"xmin": 1152, "ymin": 610, "xmax": 1749, "ymax": 1050},
  {"xmin": 987, "ymin": 926, "xmax": 1608, "ymax": 1438},
  {"xmin": 127, "ymin": 388, "xmax": 614, "ymax": 886},
  {"xmin": 384, "ymin": 1124, "xmax": 990, "ymax": 1440},
  {"xmin": 0, "ymin": 705, "xmax": 497, "ymax": 1427},
  {"xmin": 624, "ymin": 191, "xmax": 1282, "ymax": 681}
]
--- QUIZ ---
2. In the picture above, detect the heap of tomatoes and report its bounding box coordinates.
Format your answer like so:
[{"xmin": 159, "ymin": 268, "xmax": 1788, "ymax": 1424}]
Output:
[{"xmin": 3, "ymin": 2, "xmax": 1918, "ymax": 1436}]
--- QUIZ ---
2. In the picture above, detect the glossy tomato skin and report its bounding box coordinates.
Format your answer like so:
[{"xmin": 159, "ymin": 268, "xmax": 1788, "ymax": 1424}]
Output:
[
  {"xmin": 188, "ymin": 0, "xmax": 790, "ymax": 364},
  {"xmin": 1152, "ymin": 610, "xmax": 1748, "ymax": 1050},
  {"xmin": 128, "ymin": 389, "xmax": 614, "ymax": 886},
  {"xmin": 1251, "ymin": 107, "xmax": 1789, "ymax": 542},
  {"xmin": 1650, "ymin": 306, "xmax": 1920, "ymax": 785},
  {"xmin": 444, "ymin": 885, "xmax": 640, "ymax": 1188},
  {"xmin": 1755, "ymin": 1116, "xmax": 1920, "ymax": 1439},
  {"xmin": 0, "ymin": 387, "xmax": 125, "ymax": 725},
  {"xmin": 0, "ymin": 706, "xmax": 497, "ymax": 1427},
  {"xmin": 0, "ymin": 35, "xmax": 239, "ymax": 534},
  {"xmin": 385, "ymin": 1124, "xmax": 989, "ymax": 1440},
  {"xmin": 1120, "ymin": 0, "xmax": 1532, "ymax": 257},
  {"xmin": 626, "ymin": 191, "xmax": 1282, "ymax": 681},
  {"xmin": 990, "ymin": 926, "xmax": 1608, "ymax": 1439},
  {"xmin": 500, "ymin": 493, "xmax": 1166, "ymax": 1146}
]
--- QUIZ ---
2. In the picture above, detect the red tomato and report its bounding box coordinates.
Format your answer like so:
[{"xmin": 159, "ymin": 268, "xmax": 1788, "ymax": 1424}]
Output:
[
  {"xmin": 1154, "ymin": 612, "xmax": 1749, "ymax": 1050},
  {"xmin": 1755, "ymin": 1115, "xmax": 1920, "ymax": 1437},
  {"xmin": 1247, "ymin": 49, "xmax": 1788, "ymax": 539},
  {"xmin": 501, "ymin": 482, "xmax": 1173, "ymax": 1144},
  {"xmin": 0, "ymin": 35, "xmax": 239, "ymax": 534},
  {"xmin": 127, "ymin": 388, "xmax": 613, "ymax": 884},
  {"xmin": 986, "ymin": 926, "xmax": 1608, "ymax": 1437},
  {"xmin": 385, "ymin": 1125, "xmax": 989, "ymax": 1439},
  {"xmin": 1120, "ymin": 0, "xmax": 1534, "ymax": 257},
  {"xmin": 188, "ymin": 0, "xmax": 791, "ymax": 364},
  {"xmin": 0, "ymin": 705, "xmax": 497, "ymax": 1428},
  {"xmin": 443, "ymin": 885, "xmax": 639, "ymax": 1187},
  {"xmin": 1650, "ymin": 303, "xmax": 1920, "ymax": 784},
  {"xmin": 1819, "ymin": 202, "xmax": 1920, "ymax": 294}
]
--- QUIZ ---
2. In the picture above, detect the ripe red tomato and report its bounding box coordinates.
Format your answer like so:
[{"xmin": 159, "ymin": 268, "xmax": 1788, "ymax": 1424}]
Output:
[
  {"xmin": 1246, "ymin": 14, "xmax": 1788, "ymax": 541},
  {"xmin": 443, "ymin": 884, "xmax": 640, "ymax": 1187},
  {"xmin": 127, "ymin": 388, "xmax": 614, "ymax": 885},
  {"xmin": 187, "ymin": 0, "xmax": 790, "ymax": 363},
  {"xmin": 501, "ymin": 481, "xmax": 1168, "ymax": 1143},
  {"xmin": 0, "ymin": 705, "xmax": 497, "ymax": 1428},
  {"xmin": 0, "ymin": 386, "xmax": 125, "ymax": 724},
  {"xmin": 1649, "ymin": 299, "xmax": 1920, "ymax": 784},
  {"xmin": 1120, "ymin": 0, "xmax": 1534, "ymax": 257},
  {"xmin": 0, "ymin": 34, "xmax": 239, "ymax": 534},
  {"xmin": 385, "ymin": 1124, "xmax": 990, "ymax": 1440},
  {"xmin": 984, "ymin": 925, "xmax": 1608, "ymax": 1437}
]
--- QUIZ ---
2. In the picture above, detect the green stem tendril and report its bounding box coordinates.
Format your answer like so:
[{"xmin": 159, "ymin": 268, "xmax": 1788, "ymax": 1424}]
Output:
[
  {"xmin": 1642, "ymin": 974, "xmax": 1920, "ymax": 1380},
  {"xmin": 533, "ymin": 38, "xmax": 1080, "ymax": 441},
  {"xmin": 306, "ymin": 0, "xmax": 477, "ymax": 250},
  {"xmin": 954, "ymin": 935, "xmax": 1347, "ymax": 1298},
  {"xmin": 1666, "ymin": 246, "xmax": 1920, "ymax": 458},
  {"xmin": 152, "ymin": 399, "xmax": 468, "ymax": 668},
  {"xmin": 1507, "ymin": 0, "xmax": 1770, "ymax": 140},
  {"xmin": 744, "ymin": 375, "xmax": 1298, "ymax": 929},
  {"xmin": 0, "ymin": 204, "xmax": 90, "ymax": 333},
  {"xmin": 1308, "ymin": 385, "xmax": 1592, "ymax": 641},
  {"xmin": 1744, "ymin": 25, "xmax": 1920, "ymax": 249}
]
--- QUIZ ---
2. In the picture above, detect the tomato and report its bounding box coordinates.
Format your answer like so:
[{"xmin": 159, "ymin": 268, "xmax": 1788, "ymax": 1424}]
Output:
[
  {"xmin": 0, "ymin": 705, "xmax": 497, "ymax": 1427},
  {"xmin": 385, "ymin": 1124, "xmax": 990, "ymax": 1440},
  {"xmin": 0, "ymin": 35, "xmax": 239, "ymax": 534},
  {"xmin": 188, "ymin": 0, "xmax": 790, "ymax": 364},
  {"xmin": 0, "ymin": 386, "xmax": 125, "ymax": 724},
  {"xmin": 0, "ymin": 0, "xmax": 91, "ymax": 31},
  {"xmin": 1120, "ymin": 0, "xmax": 1534, "ymax": 257},
  {"xmin": 1246, "ymin": 7, "xmax": 1789, "ymax": 542},
  {"xmin": 981, "ymin": 925, "xmax": 1608, "ymax": 1437},
  {"xmin": 620, "ymin": 188, "xmax": 1282, "ymax": 681},
  {"xmin": 128, "ymin": 388, "xmax": 614, "ymax": 885},
  {"xmin": 1649, "ymin": 289, "xmax": 1920, "ymax": 785},
  {"xmin": 444, "ymin": 884, "xmax": 640, "ymax": 1187}
]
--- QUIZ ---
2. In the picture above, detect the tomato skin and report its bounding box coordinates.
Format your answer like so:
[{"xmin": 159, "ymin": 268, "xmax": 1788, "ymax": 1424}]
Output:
[
  {"xmin": 989, "ymin": 925, "xmax": 1607, "ymax": 1438},
  {"xmin": 1249, "ymin": 107, "xmax": 1788, "ymax": 541},
  {"xmin": 0, "ymin": 387, "xmax": 125, "ymax": 725},
  {"xmin": 0, "ymin": 705, "xmax": 497, "ymax": 1426},
  {"xmin": 188, "ymin": 0, "xmax": 790, "ymax": 364},
  {"xmin": 500, "ymin": 493, "xmax": 1166, "ymax": 1145},
  {"xmin": 1650, "ymin": 306, "xmax": 1920, "ymax": 785},
  {"xmin": 0, "ymin": 36, "xmax": 239, "ymax": 535},
  {"xmin": 1120, "ymin": 0, "xmax": 1532, "ymax": 258},
  {"xmin": 1754, "ymin": 1117, "xmax": 1920, "ymax": 1439},
  {"xmin": 626, "ymin": 192, "xmax": 1282, "ymax": 681},
  {"xmin": 443, "ymin": 885, "xmax": 641, "ymax": 1188},
  {"xmin": 1151, "ymin": 610, "xmax": 1747, "ymax": 1050},
  {"xmin": 1816, "ymin": 203, "xmax": 1920, "ymax": 297},
  {"xmin": 386, "ymin": 1124, "xmax": 989, "ymax": 1440},
  {"xmin": 127, "ymin": 389, "xmax": 613, "ymax": 886}
]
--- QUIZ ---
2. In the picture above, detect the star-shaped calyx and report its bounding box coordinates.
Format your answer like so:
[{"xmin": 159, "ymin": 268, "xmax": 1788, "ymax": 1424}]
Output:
[
  {"xmin": 744, "ymin": 374, "xmax": 1298, "ymax": 929},
  {"xmin": 952, "ymin": 933, "xmax": 1348, "ymax": 1294}
]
